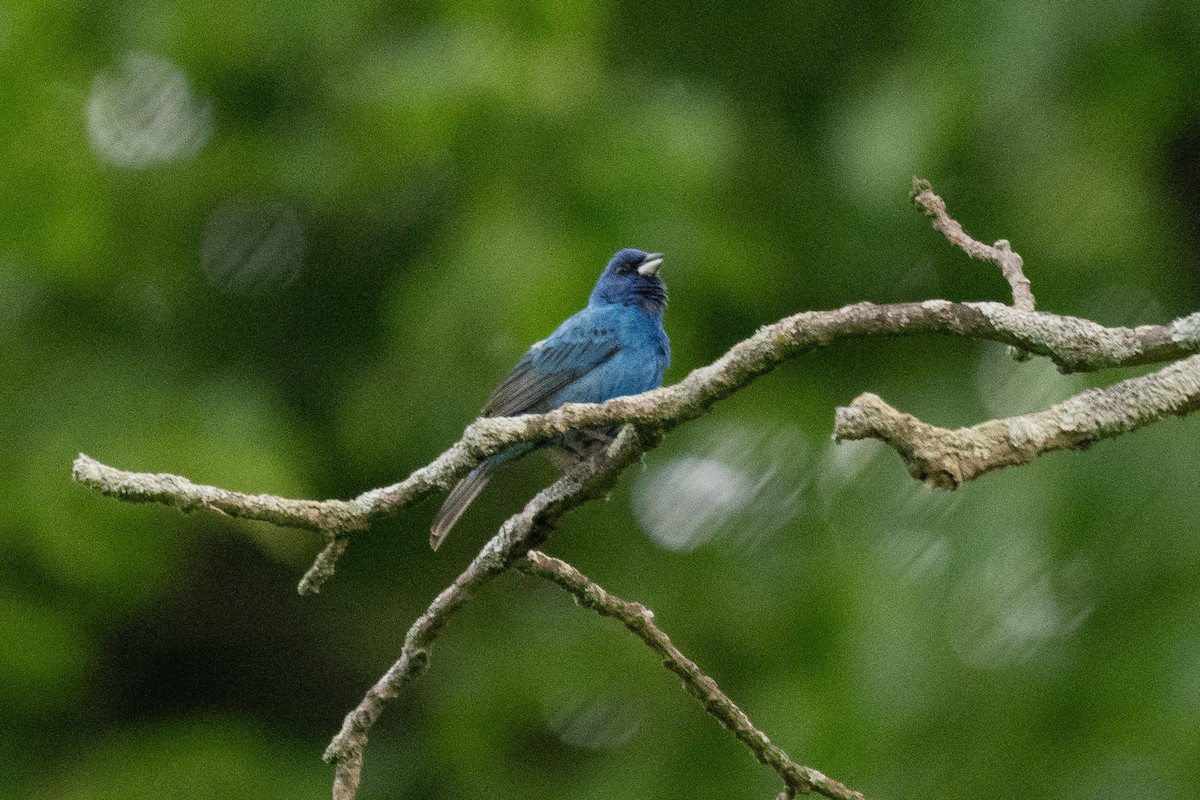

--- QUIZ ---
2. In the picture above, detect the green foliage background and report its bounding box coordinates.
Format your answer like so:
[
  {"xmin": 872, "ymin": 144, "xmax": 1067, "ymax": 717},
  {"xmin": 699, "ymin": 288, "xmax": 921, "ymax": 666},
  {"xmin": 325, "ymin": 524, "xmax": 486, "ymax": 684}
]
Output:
[{"xmin": 4, "ymin": 1, "xmax": 1200, "ymax": 797}]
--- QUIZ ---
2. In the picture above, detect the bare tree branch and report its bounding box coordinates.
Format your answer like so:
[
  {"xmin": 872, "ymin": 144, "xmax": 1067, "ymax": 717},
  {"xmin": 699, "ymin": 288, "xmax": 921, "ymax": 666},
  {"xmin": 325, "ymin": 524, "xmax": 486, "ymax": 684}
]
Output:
[
  {"xmin": 516, "ymin": 550, "xmax": 866, "ymax": 800},
  {"xmin": 69, "ymin": 180, "xmax": 1200, "ymax": 800},
  {"xmin": 912, "ymin": 176, "xmax": 1035, "ymax": 361},
  {"xmin": 323, "ymin": 425, "xmax": 661, "ymax": 797},
  {"xmin": 72, "ymin": 298, "xmax": 1200, "ymax": 590},
  {"xmin": 912, "ymin": 178, "xmax": 1034, "ymax": 312},
  {"xmin": 834, "ymin": 353, "xmax": 1200, "ymax": 488},
  {"xmin": 70, "ymin": 453, "xmax": 363, "ymax": 533}
]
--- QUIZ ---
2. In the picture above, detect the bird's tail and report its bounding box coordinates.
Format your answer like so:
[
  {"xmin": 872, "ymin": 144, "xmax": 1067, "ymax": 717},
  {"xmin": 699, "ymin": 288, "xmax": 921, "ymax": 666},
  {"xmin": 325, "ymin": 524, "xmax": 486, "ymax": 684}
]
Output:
[{"xmin": 430, "ymin": 457, "xmax": 500, "ymax": 550}]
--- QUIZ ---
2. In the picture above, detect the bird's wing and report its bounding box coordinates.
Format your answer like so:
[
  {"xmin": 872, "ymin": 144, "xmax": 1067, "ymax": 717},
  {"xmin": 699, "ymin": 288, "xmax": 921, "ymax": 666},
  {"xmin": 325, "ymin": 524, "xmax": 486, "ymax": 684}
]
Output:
[{"xmin": 483, "ymin": 321, "xmax": 622, "ymax": 417}]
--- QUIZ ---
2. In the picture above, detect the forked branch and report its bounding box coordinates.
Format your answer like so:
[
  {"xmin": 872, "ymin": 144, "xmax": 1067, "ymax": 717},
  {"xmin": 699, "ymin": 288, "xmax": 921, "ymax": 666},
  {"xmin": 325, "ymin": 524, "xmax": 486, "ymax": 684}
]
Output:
[
  {"xmin": 323, "ymin": 425, "xmax": 660, "ymax": 798},
  {"xmin": 834, "ymin": 354, "xmax": 1200, "ymax": 488},
  {"xmin": 72, "ymin": 298, "xmax": 1200, "ymax": 590},
  {"xmin": 71, "ymin": 179, "xmax": 1200, "ymax": 800}
]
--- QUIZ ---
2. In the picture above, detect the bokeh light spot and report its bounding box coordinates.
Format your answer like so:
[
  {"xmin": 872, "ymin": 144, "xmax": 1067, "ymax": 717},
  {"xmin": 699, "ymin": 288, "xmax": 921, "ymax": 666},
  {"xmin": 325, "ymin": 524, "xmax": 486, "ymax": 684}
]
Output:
[
  {"xmin": 86, "ymin": 52, "xmax": 212, "ymax": 169},
  {"xmin": 633, "ymin": 455, "xmax": 754, "ymax": 551},
  {"xmin": 948, "ymin": 540, "xmax": 1094, "ymax": 669},
  {"xmin": 200, "ymin": 200, "xmax": 305, "ymax": 295},
  {"xmin": 545, "ymin": 692, "xmax": 642, "ymax": 750},
  {"xmin": 634, "ymin": 423, "xmax": 808, "ymax": 552}
]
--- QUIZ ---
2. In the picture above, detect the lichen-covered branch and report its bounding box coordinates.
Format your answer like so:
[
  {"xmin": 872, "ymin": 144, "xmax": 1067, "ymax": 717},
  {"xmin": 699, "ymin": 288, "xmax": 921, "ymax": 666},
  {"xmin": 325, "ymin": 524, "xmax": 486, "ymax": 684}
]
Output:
[
  {"xmin": 912, "ymin": 176, "xmax": 1036, "ymax": 362},
  {"xmin": 913, "ymin": 178, "xmax": 1034, "ymax": 312},
  {"xmin": 72, "ymin": 298, "xmax": 1200, "ymax": 590},
  {"xmin": 516, "ymin": 551, "xmax": 866, "ymax": 800},
  {"xmin": 834, "ymin": 353, "xmax": 1200, "ymax": 488},
  {"xmin": 324, "ymin": 425, "xmax": 660, "ymax": 798},
  {"xmin": 68, "ymin": 180, "xmax": 1200, "ymax": 800},
  {"xmin": 71, "ymin": 454, "xmax": 364, "ymax": 532}
]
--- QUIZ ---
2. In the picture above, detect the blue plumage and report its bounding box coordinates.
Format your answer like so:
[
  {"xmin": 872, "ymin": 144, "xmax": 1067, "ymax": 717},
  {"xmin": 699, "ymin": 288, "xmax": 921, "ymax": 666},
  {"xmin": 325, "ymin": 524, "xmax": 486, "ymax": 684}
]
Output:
[{"xmin": 430, "ymin": 248, "xmax": 670, "ymax": 549}]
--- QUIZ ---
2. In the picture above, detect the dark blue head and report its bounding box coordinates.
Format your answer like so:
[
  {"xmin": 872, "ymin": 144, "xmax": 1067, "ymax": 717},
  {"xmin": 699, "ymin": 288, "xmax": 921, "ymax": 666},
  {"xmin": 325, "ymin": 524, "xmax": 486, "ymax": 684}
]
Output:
[{"xmin": 589, "ymin": 248, "xmax": 668, "ymax": 313}]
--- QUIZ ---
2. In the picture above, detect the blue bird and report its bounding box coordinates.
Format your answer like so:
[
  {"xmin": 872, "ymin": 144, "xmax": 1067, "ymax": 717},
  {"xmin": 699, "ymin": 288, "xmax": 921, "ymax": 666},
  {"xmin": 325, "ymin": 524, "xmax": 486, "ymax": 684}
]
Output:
[{"xmin": 430, "ymin": 248, "xmax": 670, "ymax": 550}]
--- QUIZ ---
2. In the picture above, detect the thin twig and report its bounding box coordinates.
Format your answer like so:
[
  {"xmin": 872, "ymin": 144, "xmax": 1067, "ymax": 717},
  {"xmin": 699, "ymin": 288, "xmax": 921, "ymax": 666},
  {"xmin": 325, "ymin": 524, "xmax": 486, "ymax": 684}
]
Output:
[
  {"xmin": 912, "ymin": 178, "xmax": 1034, "ymax": 311},
  {"xmin": 517, "ymin": 550, "xmax": 867, "ymax": 800},
  {"xmin": 323, "ymin": 426, "xmax": 660, "ymax": 794},
  {"xmin": 298, "ymin": 535, "xmax": 350, "ymax": 595},
  {"xmin": 913, "ymin": 177, "xmax": 1035, "ymax": 360}
]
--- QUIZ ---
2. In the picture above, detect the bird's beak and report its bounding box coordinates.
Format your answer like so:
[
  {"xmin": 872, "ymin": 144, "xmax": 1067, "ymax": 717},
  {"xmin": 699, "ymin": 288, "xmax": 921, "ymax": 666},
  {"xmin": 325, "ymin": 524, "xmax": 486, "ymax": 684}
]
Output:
[{"xmin": 637, "ymin": 253, "xmax": 664, "ymax": 275}]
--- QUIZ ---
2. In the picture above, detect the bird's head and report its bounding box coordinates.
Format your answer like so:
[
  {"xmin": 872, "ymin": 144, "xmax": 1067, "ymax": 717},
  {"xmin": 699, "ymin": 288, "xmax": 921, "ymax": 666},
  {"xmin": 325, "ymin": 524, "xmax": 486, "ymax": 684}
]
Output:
[{"xmin": 589, "ymin": 248, "xmax": 668, "ymax": 313}]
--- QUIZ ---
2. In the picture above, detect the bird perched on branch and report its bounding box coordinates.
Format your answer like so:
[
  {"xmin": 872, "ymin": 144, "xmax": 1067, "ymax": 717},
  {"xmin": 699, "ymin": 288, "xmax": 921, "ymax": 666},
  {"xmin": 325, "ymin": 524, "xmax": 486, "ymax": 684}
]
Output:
[{"xmin": 431, "ymin": 248, "xmax": 671, "ymax": 550}]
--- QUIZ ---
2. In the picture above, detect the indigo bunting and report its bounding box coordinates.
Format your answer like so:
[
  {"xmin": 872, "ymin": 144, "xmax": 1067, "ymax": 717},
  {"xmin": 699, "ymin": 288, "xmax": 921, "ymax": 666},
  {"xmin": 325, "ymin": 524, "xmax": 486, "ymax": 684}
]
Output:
[{"xmin": 431, "ymin": 248, "xmax": 670, "ymax": 549}]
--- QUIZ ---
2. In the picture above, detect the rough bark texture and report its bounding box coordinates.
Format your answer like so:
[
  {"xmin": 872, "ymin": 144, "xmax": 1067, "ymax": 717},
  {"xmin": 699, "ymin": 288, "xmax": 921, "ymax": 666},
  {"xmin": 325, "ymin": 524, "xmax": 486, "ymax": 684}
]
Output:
[
  {"xmin": 834, "ymin": 353, "xmax": 1200, "ymax": 487},
  {"xmin": 72, "ymin": 299, "xmax": 1200, "ymax": 589},
  {"xmin": 71, "ymin": 180, "xmax": 1200, "ymax": 800},
  {"xmin": 517, "ymin": 551, "xmax": 866, "ymax": 800}
]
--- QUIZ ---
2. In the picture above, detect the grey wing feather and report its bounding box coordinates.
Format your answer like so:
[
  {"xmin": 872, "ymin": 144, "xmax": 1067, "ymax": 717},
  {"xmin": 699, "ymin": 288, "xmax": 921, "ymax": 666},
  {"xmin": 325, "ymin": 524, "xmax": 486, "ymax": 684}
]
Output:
[
  {"xmin": 483, "ymin": 334, "xmax": 621, "ymax": 417},
  {"xmin": 430, "ymin": 323, "xmax": 621, "ymax": 549}
]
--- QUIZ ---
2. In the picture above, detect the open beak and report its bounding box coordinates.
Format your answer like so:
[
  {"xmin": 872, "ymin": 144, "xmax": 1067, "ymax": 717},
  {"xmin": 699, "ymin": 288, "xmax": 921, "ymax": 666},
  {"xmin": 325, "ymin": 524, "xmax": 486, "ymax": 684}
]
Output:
[{"xmin": 637, "ymin": 252, "xmax": 664, "ymax": 275}]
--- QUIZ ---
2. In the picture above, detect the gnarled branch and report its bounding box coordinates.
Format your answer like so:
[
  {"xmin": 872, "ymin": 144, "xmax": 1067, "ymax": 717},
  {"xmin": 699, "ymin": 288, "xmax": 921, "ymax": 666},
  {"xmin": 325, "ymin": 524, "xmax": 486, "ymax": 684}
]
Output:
[
  {"xmin": 913, "ymin": 178, "xmax": 1034, "ymax": 313},
  {"xmin": 833, "ymin": 353, "xmax": 1200, "ymax": 488},
  {"xmin": 72, "ymin": 298, "xmax": 1200, "ymax": 590},
  {"xmin": 70, "ymin": 180, "xmax": 1200, "ymax": 800},
  {"xmin": 324, "ymin": 425, "xmax": 662, "ymax": 797},
  {"xmin": 516, "ymin": 551, "xmax": 865, "ymax": 800}
]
